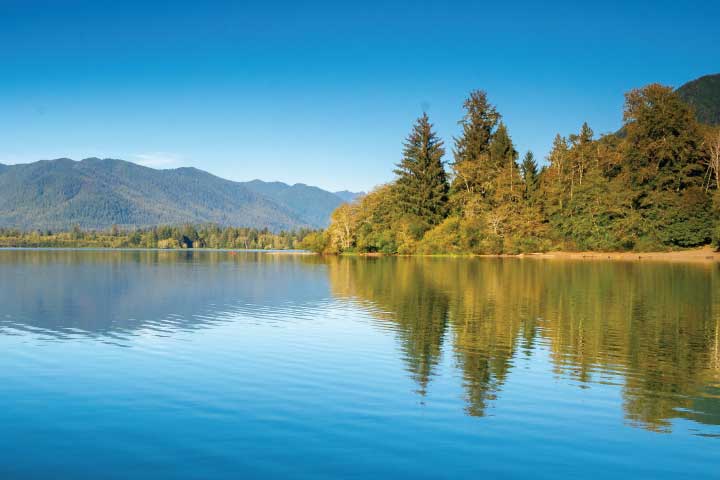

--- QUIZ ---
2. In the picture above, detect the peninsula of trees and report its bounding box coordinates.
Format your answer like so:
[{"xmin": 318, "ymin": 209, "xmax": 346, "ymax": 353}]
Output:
[{"xmin": 308, "ymin": 83, "xmax": 720, "ymax": 254}]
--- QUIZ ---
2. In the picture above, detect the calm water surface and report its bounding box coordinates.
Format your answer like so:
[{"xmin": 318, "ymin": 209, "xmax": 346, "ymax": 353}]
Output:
[{"xmin": 0, "ymin": 250, "xmax": 718, "ymax": 478}]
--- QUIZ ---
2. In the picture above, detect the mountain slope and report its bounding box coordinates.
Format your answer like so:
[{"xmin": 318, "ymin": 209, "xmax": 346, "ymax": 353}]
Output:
[
  {"xmin": 0, "ymin": 158, "xmax": 349, "ymax": 231},
  {"xmin": 676, "ymin": 73, "xmax": 720, "ymax": 125},
  {"xmin": 243, "ymin": 180, "xmax": 346, "ymax": 228},
  {"xmin": 333, "ymin": 190, "xmax": 364, "ymax": 203}
]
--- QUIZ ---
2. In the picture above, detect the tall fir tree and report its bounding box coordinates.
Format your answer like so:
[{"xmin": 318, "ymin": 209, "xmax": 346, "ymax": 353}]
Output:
[
  {"xmin": 394, "ymin": 113, "xmax": 449, "ymax": 227},
  {"xmin": 567, "ymin": 122, "xmax": 594, "ymax": 197},
  {"xmin": 489, "ymin": 123, "xmax": 517, "ymax": 169},
  {"xmin": 521, "ymin": 151, "xmax": 539, "ymax": 201},
  {"xmin": 488, "ymin": 122, "xmax": 521, "ymax": 205},
  {"xmin": 451, "ymin": 90, "xmax": 500, "ymax": 200}
]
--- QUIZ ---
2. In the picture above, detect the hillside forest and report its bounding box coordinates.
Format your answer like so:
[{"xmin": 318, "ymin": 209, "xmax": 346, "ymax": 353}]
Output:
[{"xmin": 307, "ymin": 83, "xmax": 720, "ymax": 254}]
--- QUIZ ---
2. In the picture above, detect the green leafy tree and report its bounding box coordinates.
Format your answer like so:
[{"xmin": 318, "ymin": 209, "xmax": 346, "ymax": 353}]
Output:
[{"xmin": 622, "ymin": 84, "xmax": 713, "ymax": 247}]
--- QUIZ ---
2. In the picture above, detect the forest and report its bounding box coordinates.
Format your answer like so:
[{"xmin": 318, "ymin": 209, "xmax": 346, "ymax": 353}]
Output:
[
  {"xmin": 0, "ymin": 225, "xmax": 315, "ymax": 250},
  {"xmin": 309, "ymin": 83, "xmax": 720, "ymax": 254}
]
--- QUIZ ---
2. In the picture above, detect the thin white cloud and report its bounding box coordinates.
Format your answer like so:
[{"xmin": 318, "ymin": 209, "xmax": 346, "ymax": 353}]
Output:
[{"xmin": 131, "ymin": 152, "xmax": 184, "ymax": 169}]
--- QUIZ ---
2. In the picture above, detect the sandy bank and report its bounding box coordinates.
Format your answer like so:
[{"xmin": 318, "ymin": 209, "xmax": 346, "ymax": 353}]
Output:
[
  {"xmin": 518, "ymin": 246, "xmax": 719, "ymax": 263},
  {"xmin": 345, "ymin": 246, "xmax": 720, "ymax": 263}
]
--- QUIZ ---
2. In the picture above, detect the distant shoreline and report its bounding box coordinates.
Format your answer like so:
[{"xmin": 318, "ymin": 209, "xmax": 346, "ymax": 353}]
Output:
[{"xmin": 0, "ymin": 247, "xmax": 312, "ymax": 254}]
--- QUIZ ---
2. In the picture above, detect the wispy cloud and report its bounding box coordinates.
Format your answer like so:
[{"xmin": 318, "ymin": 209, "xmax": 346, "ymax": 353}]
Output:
[{"xmin": 131, "ymin": 152, "xmax": 184, "ymax": 169}]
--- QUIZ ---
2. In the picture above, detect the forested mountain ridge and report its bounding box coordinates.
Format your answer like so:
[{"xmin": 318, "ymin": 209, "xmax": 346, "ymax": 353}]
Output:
[
  {"xmin": 677, "ymin": 73, "xmax": 720, "ymax": 125},
  {"xmin": 0, "ymin": 158, "xmax": 352, "ymax": 231},
  {"xmin": 243, "ymin": 179, "xmax": 351, "ymax": 228},
  {"xmin": 333, "ymin": 190, "xmax": 364, "ymax": 203}
]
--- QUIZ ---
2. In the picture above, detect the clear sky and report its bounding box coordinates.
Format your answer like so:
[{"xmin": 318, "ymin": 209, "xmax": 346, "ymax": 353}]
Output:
[{"xmin": 1, "ymin": 0, "xmax": 718, "ymax": 192}]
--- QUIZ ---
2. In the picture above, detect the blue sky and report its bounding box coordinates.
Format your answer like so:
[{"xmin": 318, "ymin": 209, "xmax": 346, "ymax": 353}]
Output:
[{"xmin": 1, "ymin": 0, "xmax": 718, "ymax": 192}]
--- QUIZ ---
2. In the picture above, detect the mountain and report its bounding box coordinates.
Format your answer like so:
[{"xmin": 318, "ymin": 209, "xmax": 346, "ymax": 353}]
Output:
[
  {"xmin": 0, "ymin": 158, "xmax": 350, "ymax": 231},
  {"xmin": 677, "ymin": 73, "xmax": 720, "ymax": 125},
  {"xmin": 243, "ymin": 180, "xmax": 348, "ymax": 228},
  {"xmin": 333, "ymin": 190, "xmax": 364, "ymax": 203}
]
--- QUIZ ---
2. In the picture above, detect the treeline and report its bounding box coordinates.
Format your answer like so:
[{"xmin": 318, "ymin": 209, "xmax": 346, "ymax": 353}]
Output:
[
  {"xmin": 0, "ymin": 225, "xmax": 317, "ymax": 250},
  {"xmin": 311, "ymin": 83, "xmax": 720, "ymax": 254}
]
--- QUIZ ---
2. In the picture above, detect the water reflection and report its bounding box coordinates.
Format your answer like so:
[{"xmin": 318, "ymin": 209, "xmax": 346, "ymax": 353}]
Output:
[
  {"xmin": 327, "ymin": 257, "xmax": 720, "ymax": 432},
  {"xmin": 0, "ymin": 250, "xmax": 329, "ymax": 341},
  {"xmin": 0, "ymin": 250, "xmax": 718, "ymax": 434}
]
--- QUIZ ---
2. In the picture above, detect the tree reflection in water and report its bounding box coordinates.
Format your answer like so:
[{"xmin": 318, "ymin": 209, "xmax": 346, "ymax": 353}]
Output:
[{"xmin": 328, "ymin": 256, "xmax": 720, "ymax": 432}]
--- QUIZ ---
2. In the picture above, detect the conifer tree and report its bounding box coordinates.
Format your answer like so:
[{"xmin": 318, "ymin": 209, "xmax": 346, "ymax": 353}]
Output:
[
  {"xmin": 489, "ymin": 123, "xmax": 517, "ymax": 169},
  {"xmin": 488, "ymin": 123, "xmax": 521, "ymax": 204},
  {"xmin": 394, "ymin": 113, "xmax": 449, "ymax": 227},
  {"xmin": 548, "ymin": 134, "xmax": 569, "ymax": 177},
  {"xmin": 521, "ymin": 151, "xmax": 539, "ymax": 201},
  {"xmin": 451, "ymin": 90, "xmax": 500, "ymax": 199},
  {"xmin": 567, "ymin": 122, "xmax": 594, "ymax": 194}
]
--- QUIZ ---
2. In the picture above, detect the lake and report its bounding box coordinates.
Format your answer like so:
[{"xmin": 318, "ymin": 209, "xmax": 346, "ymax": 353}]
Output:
[{"xmin": 0, "ymin": 250, "xmax": 718, "ymax": 478}]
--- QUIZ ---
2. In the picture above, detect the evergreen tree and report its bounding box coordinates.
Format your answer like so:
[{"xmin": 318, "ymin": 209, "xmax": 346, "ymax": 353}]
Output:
[
  {"xmin": 567, "ymin": 122, "xmax": 594, "ymax": 198},
  {"xmin": 394, "ymin": 113, "xmax": 449, "ymax": 227},
  {"xmin": 540, "ymin": 134, "xmax": 571, "ymax": 215},
  {"xmin": 451, "ymin": 90, "xmax": 500, "ymax": 199},
  {"xmin": 488, "ymin": 123, "xmax": 521, "ymax": 204},
  {"xmin": 521, "ymin": 151, "xmax": 539, "ymax": 201},
  {"xmin": 489, "ymin": 123, "xmax": 516, "ymax": 168},
  {"xmin": 577, "ymin": 122, "xmax": 593, "ymax": 143}
]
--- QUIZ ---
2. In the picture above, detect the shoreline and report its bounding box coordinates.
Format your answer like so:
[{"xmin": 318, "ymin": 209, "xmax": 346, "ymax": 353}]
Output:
[
  {"xmin": 515, "ymin": 246, "xmax": 720, "ymax": 263},
  {"xmin": 1, "ymin": 246, "xmax": 718, "ymax": 263},
  {"xmin": 348, "ymin": 246, "xmax": 720, "ymax": 263}
]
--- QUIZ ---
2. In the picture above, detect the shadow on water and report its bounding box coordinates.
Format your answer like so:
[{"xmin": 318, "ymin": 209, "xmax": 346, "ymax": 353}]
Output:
[{"xmin": 326, "ymin": 256, "xmax": 720, "ymax": 433}]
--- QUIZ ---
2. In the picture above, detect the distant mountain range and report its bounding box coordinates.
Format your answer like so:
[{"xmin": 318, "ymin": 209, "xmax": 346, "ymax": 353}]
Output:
[
  {"xmin": 0, "ymin": 158, "xmax": 362, "ymax": 231},
  {"xmin": 332, "ymin": 190, "xmax": 362, "ymax": 203},
  {"xmin": 677, "ymin": 73, "xmax": 720, "ymax": 125}
]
